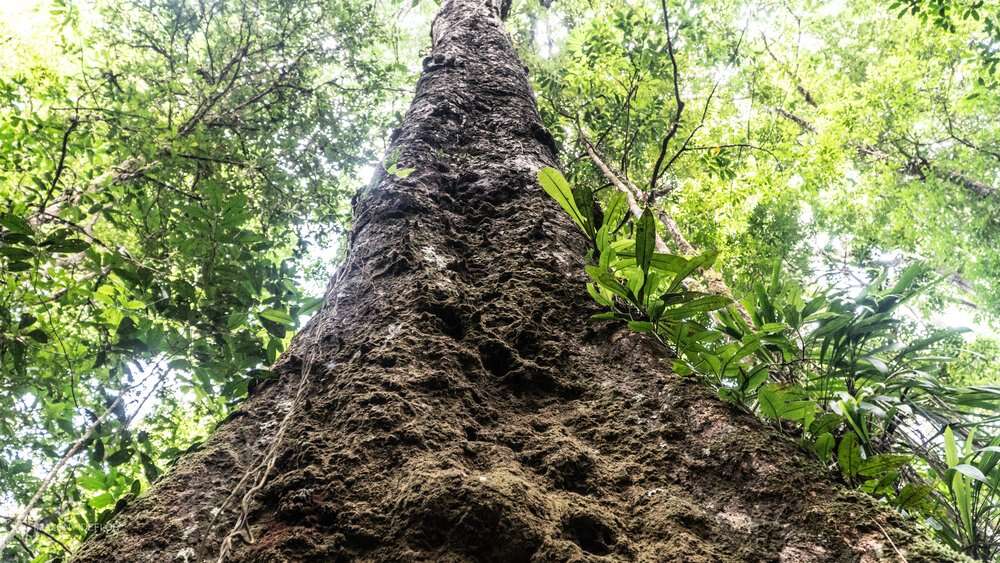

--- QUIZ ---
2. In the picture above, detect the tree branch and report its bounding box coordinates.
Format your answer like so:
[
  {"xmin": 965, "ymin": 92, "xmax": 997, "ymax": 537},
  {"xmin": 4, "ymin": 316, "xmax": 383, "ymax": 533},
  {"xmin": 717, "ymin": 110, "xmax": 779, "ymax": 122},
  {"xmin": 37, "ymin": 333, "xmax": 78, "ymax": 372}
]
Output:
[
  {"xmin": 39, "ymin": 117, "xmax": 80, "ymax": 215},
  {"xmin": 649, "ymin": 0, "xmax": 686, "ymax": 195}
]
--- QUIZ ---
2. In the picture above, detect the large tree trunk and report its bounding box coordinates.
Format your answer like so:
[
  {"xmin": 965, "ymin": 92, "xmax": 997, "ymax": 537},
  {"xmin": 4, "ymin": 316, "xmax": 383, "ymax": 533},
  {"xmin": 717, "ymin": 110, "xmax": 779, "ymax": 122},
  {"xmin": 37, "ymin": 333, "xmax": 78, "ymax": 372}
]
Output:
[{"xmin": 77, "ymin": 1, "xmax": 958, "ymax": 561}]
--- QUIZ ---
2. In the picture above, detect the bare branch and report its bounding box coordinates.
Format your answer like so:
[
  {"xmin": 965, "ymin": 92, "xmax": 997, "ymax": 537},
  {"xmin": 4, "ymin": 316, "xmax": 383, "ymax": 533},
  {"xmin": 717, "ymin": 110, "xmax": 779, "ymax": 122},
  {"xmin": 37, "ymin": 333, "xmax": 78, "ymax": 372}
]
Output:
[
  {"xmin": 39, "ymin": 117, "xmax": 80, "ymax": 215},
  {"xmin": 649, "ymin": 0, "xmax": 686, "ymax": 195},
  {"xmin": 772, "ymin": 107, "xmax": 815, "ymax": 133}
]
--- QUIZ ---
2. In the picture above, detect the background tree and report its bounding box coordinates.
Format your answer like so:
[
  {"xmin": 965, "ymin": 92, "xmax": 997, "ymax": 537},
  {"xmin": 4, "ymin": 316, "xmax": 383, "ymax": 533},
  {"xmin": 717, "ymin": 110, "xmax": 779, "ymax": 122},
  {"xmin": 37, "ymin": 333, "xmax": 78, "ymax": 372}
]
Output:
[{"xmin": 0, "ymin": 0, "xmax": 415, "ymax": 557}]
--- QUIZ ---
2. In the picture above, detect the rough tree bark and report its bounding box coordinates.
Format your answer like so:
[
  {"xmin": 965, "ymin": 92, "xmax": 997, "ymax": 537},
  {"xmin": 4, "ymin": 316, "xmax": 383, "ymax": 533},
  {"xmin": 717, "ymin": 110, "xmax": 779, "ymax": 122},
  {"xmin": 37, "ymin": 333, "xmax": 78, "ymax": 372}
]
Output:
[{"xmin": 77, "ymin": 1, "xmax": 960, "ymax": 561}]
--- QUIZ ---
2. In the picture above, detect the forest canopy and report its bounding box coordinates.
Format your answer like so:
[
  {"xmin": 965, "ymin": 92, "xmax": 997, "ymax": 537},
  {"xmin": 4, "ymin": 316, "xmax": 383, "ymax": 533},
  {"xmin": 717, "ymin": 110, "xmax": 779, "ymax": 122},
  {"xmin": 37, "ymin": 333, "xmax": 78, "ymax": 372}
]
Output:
[{"xmin": 1, "ymin": 0, "xmax": 999, "ymax": 561}]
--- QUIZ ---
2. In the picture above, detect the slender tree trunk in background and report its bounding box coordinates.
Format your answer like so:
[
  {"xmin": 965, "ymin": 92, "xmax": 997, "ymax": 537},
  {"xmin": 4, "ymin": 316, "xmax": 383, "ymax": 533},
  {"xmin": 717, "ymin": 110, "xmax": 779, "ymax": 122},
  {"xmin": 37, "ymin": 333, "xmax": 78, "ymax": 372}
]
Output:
[{"xmin": 77, "ymin": 2, "xmax": 958, "ymax": 561}]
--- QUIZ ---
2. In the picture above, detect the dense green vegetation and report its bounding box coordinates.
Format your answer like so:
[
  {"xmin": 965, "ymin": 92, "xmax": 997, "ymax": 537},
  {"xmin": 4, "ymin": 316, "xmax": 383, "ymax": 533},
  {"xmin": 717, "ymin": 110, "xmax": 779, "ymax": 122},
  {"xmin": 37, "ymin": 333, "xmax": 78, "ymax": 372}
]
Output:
[
  {"xmin": 543, "ymin": 163, "xmax": 1000, "ymax": 559},
  {"xmin": 2, "ymin": 0, "xmax": 998, "ymax": 560}
]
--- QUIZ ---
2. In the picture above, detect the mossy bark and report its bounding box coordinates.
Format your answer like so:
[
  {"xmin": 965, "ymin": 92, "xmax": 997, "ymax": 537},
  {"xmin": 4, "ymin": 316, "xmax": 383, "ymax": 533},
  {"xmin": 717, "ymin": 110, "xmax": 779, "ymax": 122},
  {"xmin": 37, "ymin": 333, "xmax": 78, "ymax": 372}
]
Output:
[{"xmin": 76, "ymin": 1, "xmax": 963, "ymax": 561}]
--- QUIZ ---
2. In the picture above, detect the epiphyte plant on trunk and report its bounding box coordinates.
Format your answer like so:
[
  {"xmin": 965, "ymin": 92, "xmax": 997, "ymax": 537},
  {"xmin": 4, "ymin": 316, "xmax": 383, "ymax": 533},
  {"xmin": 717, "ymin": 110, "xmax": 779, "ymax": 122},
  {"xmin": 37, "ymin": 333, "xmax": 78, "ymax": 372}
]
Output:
[{"xmin": 538, "ymin": 165, "xmax": 1000, "ymax": 559}]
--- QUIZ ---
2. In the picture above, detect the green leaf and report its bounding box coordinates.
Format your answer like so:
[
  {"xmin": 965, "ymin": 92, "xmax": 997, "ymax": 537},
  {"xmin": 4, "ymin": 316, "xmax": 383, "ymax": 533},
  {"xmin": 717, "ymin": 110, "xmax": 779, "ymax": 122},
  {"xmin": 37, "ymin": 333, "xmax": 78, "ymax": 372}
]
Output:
[
  {"xmin": 672, "ymin": 360, "xmax": 694, "ymax": 376},
  {"xmin": 596, "ymin": 192, "xmax": 627, "ymax": 251},
  {"xmin": 758, "ymin": 385, "xmax": 784, "ymax": 419},
  {"xmin": 140, "ymin": 452, "xmax": 160, "ymax": 482},
  {"xmin": 106, "ymin": 448, "xmax": 133, "ymax": 466},
  {"xmin": 585, "ymin": 265, "xmax": 633, "ymax": 301},
  {"xmin": 863, "ymin": 356, "xmax": 889, "ymax": 375},
  {"xmin": 0, "ymin": 213, "xmax": 33, "ymax": 235},
  {"xmin": 26, "ymin": 329, "xmax": 49, "ymax": 343},
  {"xmin": 944, "ymin": 426, "xmax": 959, "ymax": 467},
  {"xmin": 46, "ymin": 238, "xmax": 91, "ymax": 253},
  {"xmin": 89, "ymin": 493, "xmax": 114, "ymax": 509},
  {"xmin": 538, "ymin": 167, "xmax": 588, "ymax": 234},
  {"xmin": 18, "ymin": 314, "xmax": 37, "ymax": 329},
  {"xmin": 801, "ymin": 296, "xmax": 826, "ymax": 320},
  {"xmin": 758, "ymin": 323, "xmax": 788, "ymax": 334},
  {"xmin": 586, "ymin": 283, "xmax": 613, "ymax": 306},
  {"xmin": 659, "ymin": 295, "xmax": 731, "ymax": 320},
  {"xmin": 730, "ymin": 336, "xmax": 762, "ymax": 364},
  {"xmin": 888, "ymin": 262, "xmax": 925, "ymax": 298},
  {"xmin": 628, "ymin": 320, "xmax": 654, "ymax": 333},
  {"xmin": 814, "ymin": 432, "xmax": 835, "ymax": 463},
  {"xmin": 838, "ymin": 433, "xmax": 863, "ymax": 479},
  {"xmin": 810, "ymin": 413, "xmax": 843, "ymax": 435},
  {"xmin": 571, "ymin": 184, "xmax": 596, "ymax": 237},
  {"xmin": 299, "ymin": 297, "xmax": 325, "ymax": 316},
  {"xmin": 858, "ymin": 454, "xmax": 910, "ymax": 476},
  {"xmin": 634, "ymin": 208, "xmax": 655, "ymax": 279},
  {"xmin": 951, "ymin": 463, "xmax": 988, "ymax": 484},
  {"xmin": 78, "ymin": 475, "xmax": 105, "ymax": 491},
  {"xmin": 91, "ymin": 438, "xmax": 105, "ymax": 464},
  {"xmin": 259, "ymin": 308, "xmax": 295, "ymax": 326},
  {"xmin": 743, "ymin": 364, "xmax": 769, "ymax": 393},
  {"xmin": 650, "ymin": 253, "xmax": 689, "ymax": 273},
  {"xmin": 0, "ymin": 246, "xmax": 33, "ymax": 260},
  {"xmin": 659, "ymin": 291, "xmax": 711, "ymax": 306},
  {"xmin": 116, "ymin": 316, "xmax": 136, "ymax": 337},
  {"xmin": 590, "ymin": 311, "xmax": 618, "ymax": 321},
  {"xmin": 665, "ymin": 250, "xmax": 717, "ymax": 294},
  {"xmin": 895, "ymin": 484, "xmax": 932, "ymax": 510}
]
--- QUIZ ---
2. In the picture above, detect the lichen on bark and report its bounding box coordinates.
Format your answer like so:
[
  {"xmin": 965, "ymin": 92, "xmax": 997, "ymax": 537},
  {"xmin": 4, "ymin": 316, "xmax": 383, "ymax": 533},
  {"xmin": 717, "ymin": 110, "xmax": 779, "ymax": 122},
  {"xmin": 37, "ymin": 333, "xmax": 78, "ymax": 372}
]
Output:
[{"xmin": 75, "ymin": 1, "xmax": 965, "ymax": 561}]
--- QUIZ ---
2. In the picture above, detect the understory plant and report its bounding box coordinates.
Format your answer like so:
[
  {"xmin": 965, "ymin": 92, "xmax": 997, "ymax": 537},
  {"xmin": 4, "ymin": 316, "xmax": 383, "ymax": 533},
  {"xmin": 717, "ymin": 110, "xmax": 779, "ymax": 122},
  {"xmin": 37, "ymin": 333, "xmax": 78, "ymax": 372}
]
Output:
[{"xmin": 539, "ymin": 166, "xmax": 1000, "ymax": 560}]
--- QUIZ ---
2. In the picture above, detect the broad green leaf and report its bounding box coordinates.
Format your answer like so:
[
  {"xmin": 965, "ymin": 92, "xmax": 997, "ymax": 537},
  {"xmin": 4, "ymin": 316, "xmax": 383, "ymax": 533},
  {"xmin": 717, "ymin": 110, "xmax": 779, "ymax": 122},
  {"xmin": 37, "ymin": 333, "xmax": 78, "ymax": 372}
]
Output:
[
  {"xmin": 659, "ymin": 295, "xmax": 731, "ymax": 320},
  {"xmin": 628, "ymin": 320, "xmax": 654, "ymax": 333},
  {"xmin": 650, "ymin": 253, "xmax": 689, "ymax": 273},
  {"xmin": 571, "ymin": 184, "xmax": 596, "ymax": 237},
  {"xmin": 586, "ymin": 283, "xmax": 613, "ymax": 306},
  {"xmin": 0, "ymin": 213, "xmax": 33, "ymax": 234},
  {"xmin": 78, "ymin": 475, "xmax": 105, "ymax": 491},
  {"xmin": 858, "ymin": 454, "xmax": 910, "ymax": 477},
  {"xmin": 758, "ymin": 385, "xmax": 784, "ymax": 419},
  {"xmin": 0, "ymin": 246, "xmax": 32, "ymax": 260},
  {"xmin": 596, "ymin": 192, "xmax": 627, "ymax": 251},
  {"xmin": 89, "ymin": 493, "xmax": 114, "ymax": 509},
  {"xmin": 259, "ymin": 308, "xmax": 295, "ymax": 326},
  {"xmin": 585, "ymin": 265, "xmax": 632, "ymax": 301},
  {"xmin": 895, "ymin": 484, "xmax": 932, "ymax": 510},
  {"xmin": 590, "ymin": 312, "xmax": 618, "ymax": 321},
  {"xmin": 26, "ymin": 329, "xmax": 49, "ymax": 343},
  {"xmin": 743, "ymin": 364, "xmax": 769, "ymax": 393},
  {"xmin": 814, "ymin": 432, "xmax": 835, "ymax": 463},
  {"xmin": 45, "ymin": 238, "xmax": 90, "ymax": 253},
  {"xmin": 665, "ymin": 250, "xmax": 717, "ymax": 294},
  {"xmin": 951, "ymin": 463, "xmax": 988, "ymax": 484},
  {"xmin": 838, "ymin": 433, "xmax": 862, "ymax": 479},
  {"xmin": 106, "ymin": 448, "xmax": 133, "ymax": 466},
  {"xmin": 299, "ymin": 297, "xmax": 325, "ymax": 316},
  {"xmin": 635, "ymin": 208, "xmax": 655, "ymax": 279},
  {"xmin": 672, "ymin": 360, "xmax": 694, "ymax": 376},
  {"xmin": 944, "ymin": 426, "xmax": 959, "ymax": 467},
  {"xmin": 6, "ymin": 261, "xmax": 31, "ymax": 272},
  {"xmin": 538, "ymin": 167, "xmax": 588, "ymax": 234}
]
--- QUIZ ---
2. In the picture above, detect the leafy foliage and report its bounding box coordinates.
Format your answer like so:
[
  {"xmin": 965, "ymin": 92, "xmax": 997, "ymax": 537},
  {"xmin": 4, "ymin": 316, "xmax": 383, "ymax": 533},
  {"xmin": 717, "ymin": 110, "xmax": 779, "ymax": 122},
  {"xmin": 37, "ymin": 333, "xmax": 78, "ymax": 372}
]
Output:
[
  {"xmin": 540, "ymin": 166, "xmax": 1000, "ymax": 559},
  {"xmin": 0, "ymin": 0, "xmax": 415, "ymax": 558}
]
